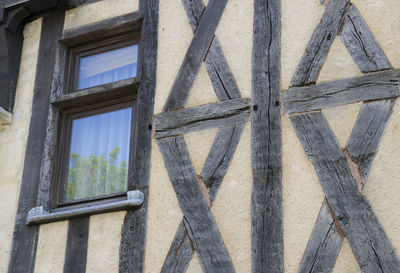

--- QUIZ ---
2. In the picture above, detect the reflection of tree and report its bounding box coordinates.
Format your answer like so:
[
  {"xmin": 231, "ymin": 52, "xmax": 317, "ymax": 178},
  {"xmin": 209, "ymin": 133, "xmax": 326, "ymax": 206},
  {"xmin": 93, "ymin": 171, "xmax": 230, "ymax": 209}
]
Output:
[{"xmin": 66, "ymin": 146, "xmax": 128, "ymax": 201}]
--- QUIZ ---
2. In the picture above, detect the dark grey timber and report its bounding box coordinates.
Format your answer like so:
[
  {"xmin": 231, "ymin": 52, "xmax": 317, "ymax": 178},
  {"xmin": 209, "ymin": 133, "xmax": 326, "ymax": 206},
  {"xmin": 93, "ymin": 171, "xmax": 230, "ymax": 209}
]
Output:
[
  {"xmin": 158, "ymin": 136, "xmax": 235, "ymax": 273},
  {"xmin": 284, "ymin": 68, "xmax": 400, "ymax": 114},
  {"xmin": 341, "ymin": 5, "xmax": 391, "ymax": 73},
  {"xmin": 8, "ymin": 11, "xmax": 65, "ymax": 273},
  {"xmin": 252, "ymin": 0, "xmax": 283, "ymax": 272},
  {"xmin": 119, "ymin": 0, "xmax": 159, "ymax": 271},
  {"xmin": 155, "ymin": 98, "xmax": 250, "ymax": 138},
  {"xmin": 298, "ymin": 200, "xmax": 343, "ymax": 273},
  {"xmin": 0, "ymin": 21, "xmax": 23, "ymax": 113},
  {"xmin": 291, "ymin": 113, "xmax": 400, "ymax": 273},
  {"xmin": 64, "ymin": 217, "xmax": 90, "ymax": 273},
  {"xmin": 290, "ymin": 0, "xmax": 349, "ymax": 87},
  {"xmin": 182, "ymin": 0, "xmax": 241, "ymax": 100},
  {"xmin": 162, "ymin": 0, "xmax": 228, "ymax": 111},
  {"xmin": 60, "ymin": 11, "xmax": 142, "ymax": 46},
  {"xmin": 161, "ymin": 125, "xmax": 244, "ymax": 273},
  {"xmin": 51, "ymin": 77, "xmax": 140, "ymax": 109},
  {"xmin": 298, "ymin": 7, "xmax": 396, "ymax": 271}
]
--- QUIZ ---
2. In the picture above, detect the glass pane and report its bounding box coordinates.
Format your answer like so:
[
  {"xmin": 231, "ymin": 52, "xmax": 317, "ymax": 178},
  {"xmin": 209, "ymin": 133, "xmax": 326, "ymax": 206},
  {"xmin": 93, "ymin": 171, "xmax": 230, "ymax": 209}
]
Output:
[
  {"xmin": 78, "ymin": 44, "xmax": 138, "ymax": 90},
  {"xmin": 65, "ymin": 107, "xmax": 132, "ymax": 201}
]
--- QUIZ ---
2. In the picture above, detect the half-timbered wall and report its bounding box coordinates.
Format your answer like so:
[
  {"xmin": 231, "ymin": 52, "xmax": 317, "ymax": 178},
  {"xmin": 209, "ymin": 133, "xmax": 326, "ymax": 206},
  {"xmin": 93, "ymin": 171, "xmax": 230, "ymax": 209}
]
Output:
[{"xmin": 0, "ymin": 0, "xmax": 399, "ymax": 272}]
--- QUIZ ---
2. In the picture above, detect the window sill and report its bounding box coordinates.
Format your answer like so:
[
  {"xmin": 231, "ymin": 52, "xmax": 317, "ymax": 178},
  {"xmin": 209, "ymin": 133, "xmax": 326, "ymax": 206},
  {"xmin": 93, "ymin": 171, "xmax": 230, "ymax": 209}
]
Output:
[
  {"xmin": 26, "ymin": 190, "xmax": 144, "ymax": 225},
  {"xmin": 51, "ymin": 77, "xmax": 140, "ymax": 109}
]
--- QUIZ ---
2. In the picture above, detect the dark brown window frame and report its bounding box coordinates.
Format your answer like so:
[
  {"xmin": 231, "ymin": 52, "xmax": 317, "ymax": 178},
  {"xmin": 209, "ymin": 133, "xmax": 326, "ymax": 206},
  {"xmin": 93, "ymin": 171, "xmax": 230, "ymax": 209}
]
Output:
[
  {"xmin": 67, "ymin": 32, "xmax": 141, "ymax": 93},
  {"xmin": 51, "ymin": 26, "xmax": 142, "ymax": 211}
]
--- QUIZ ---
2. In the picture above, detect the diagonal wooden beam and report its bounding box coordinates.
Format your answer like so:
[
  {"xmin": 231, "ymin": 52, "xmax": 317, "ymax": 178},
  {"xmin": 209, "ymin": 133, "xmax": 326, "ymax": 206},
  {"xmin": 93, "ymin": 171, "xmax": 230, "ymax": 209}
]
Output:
[
  {"xmin": 160, "ymin": 125, "xmax": 244, "ymax": 273},
  {"xmin": 162, "ymin": 0, "xmax": 228, "ymax": 112},
  {"xmin": 182, "ymin": 0, "xmax": 241, "ymax": 100},
  {"xmin": 291, "ymin": 112, "xmax": 400, "ymax": 273},
  {"xmin": 155, "ymin": 98, "xmax": 250, "ymax": 138},
  {"xmin": 298, "ymin": 5, "xmax": 395, "ymax": 272},
  {"xmin": 284, "ymin": 68, "xmax": 400, "ymax": 114},
  {"xmin": 341, "ymin": 5, "xmax": 391, "ymax": 73},
  {"xmin": 252, "ymin": 0, "xmax": 283, "ymax": 272},
  {"xmin": 158, "ymin": 136, "xmax": 236, "ymax": 273},
  {"xmin": 290, "ymin": 0, "xmax": 349, "ymax": 87}
]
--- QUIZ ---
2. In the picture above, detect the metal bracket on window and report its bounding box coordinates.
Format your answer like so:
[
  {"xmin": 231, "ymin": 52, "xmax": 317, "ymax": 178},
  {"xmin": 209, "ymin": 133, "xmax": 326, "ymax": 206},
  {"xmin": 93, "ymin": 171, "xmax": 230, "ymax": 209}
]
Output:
[{"xmin": 26, "ymin": 190, "xmax": 144, "ymax": 225}]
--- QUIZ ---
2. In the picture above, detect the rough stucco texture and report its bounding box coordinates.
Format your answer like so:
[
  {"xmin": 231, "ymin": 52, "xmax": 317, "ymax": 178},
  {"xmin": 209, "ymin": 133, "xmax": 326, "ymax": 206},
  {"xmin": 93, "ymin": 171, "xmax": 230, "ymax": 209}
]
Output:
[
  {"xmin": 64, "ymin": 0, "xmax": 139, "ymax": 30},
  {"xmin": 0, "ymin": 18, "xmax": 42, "ymax": 273}
]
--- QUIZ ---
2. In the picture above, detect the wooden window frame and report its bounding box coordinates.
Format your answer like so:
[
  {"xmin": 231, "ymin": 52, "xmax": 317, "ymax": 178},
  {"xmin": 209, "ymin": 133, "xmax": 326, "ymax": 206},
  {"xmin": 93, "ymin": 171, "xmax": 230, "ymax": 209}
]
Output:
[
  {"xmin": 50, "ymin": 31, "xmax": 142, "ymax": 211},
  {"xmin": 66, "ymin": 32, "xmax": 141, "ymax": 93}
]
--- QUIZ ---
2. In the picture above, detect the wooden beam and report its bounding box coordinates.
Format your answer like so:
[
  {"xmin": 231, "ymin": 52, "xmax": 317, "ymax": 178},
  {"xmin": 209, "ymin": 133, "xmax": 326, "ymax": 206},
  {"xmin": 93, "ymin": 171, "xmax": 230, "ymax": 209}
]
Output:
[
  {"xmin": 284, "ymin": 68, "xmax": 400, "ymax": 114},
  {"xmin": 182, "ymin": 0, "xmax": 241, "ymax": 100},
  {"xmin": 119, "ymin": 0, "xmax": 159, "ymax": 271},
  {"xmin": 291, "ymin": 112, "xmax": 400, "ymax": 273},
  {"xmin": 158, "ymin": 136, "xmax": 235, "ymax": 273},
  {"xmin": 161, "ymin": 125, "xmax": 244, "ymax": 273},
  {"xmin": 252, "ymin": 0, "xmax": 283, "ymax": 272},
  {"xmin": 299, "ymin": 6, "xmax": 395, "ymax": 271},
  {"xmin": 63, "ymin": 217, "xmax": 89, "ymax": 273},
  {"xmin": 8, "ymin": 11, "xmax": 65, "ymax": 273},
  {"xmin": 341, "ymin": 5, "xmax": 391, "ymax": 73},
  {"xmin": 290, "ymin": 0, "xmax": 349, "ymax": 87},
  {"xmin": 162, "ymin": 0, "xmax": 228, "ymax": 111},
  {"xmin": 155, "ymin": 98, "xmax": 250, "ymax": 138}
]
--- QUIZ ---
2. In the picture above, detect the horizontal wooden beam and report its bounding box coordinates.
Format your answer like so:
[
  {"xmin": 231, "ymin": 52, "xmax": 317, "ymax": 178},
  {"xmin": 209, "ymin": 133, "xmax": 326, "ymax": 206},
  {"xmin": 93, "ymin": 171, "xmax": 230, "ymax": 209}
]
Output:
[
  {"xmin": 155, "ymin": 98, "xmax": 250, "ymax": 138},
  {"xmin": 284, "ymin": 68, "xmax": 400, "ymax": 114}
]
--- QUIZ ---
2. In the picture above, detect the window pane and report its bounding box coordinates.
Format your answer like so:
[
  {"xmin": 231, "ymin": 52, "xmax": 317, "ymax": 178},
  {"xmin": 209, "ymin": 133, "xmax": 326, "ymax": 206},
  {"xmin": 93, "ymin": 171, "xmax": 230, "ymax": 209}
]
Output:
[
  {"xmin": 65, "ymin": 107, "xmax": 132, "ymax": 201},
  {"xmin": 78, "ymin": 44, "xmax": 138, "ymax": 90}
]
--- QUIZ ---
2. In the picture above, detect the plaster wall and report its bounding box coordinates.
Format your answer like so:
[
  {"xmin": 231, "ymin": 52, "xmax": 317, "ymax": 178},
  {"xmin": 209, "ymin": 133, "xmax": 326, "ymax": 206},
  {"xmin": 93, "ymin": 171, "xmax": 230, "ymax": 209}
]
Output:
[
  {"xmin": 2, "ymin": 0, "xmax": 400, "ymax": 272},
  {"xmin": 0, "ymin": 18, "xmax": 42, "ymax": 272}
]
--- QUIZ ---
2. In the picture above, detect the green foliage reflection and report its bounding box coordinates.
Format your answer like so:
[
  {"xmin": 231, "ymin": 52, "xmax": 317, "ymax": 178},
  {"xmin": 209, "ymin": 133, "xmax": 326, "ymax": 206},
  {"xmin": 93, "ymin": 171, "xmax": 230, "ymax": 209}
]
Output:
[{"xmin": 66, "ymin": 146, "xmax": 128, "ymax": 201}]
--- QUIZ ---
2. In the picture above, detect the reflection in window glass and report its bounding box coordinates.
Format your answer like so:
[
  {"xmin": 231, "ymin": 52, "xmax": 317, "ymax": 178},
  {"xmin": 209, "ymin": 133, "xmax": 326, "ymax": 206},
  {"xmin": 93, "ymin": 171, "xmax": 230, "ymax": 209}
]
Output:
[
  {"xmin": 78, "ymin": 44, "xmax": 138, "ymax": 90},
  {"xmin": 66, "ymin": 107, "xmax": 132, "ymax": 201}
]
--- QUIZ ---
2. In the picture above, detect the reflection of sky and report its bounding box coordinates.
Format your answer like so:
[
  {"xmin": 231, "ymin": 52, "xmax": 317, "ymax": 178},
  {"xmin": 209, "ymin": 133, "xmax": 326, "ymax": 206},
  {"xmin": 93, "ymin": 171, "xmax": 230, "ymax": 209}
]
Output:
[
  {"xmin": 69, "ymin": 107, "xmax": 132, "ymax": 165},
  {"xmin": 78, "ymin": 44, "xmax": 138, "ymax": 90}
]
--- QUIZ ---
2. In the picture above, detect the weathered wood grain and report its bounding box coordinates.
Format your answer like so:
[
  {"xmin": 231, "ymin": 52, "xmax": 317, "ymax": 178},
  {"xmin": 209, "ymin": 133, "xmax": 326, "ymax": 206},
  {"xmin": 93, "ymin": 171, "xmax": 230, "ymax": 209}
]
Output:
[
  {"xmin": 158, "ymin": 136, "xmax": 235, "ymax": 273},
  {"xmin": 162, "ymin": 0, "xmax": 228, "ymax": 111},
  {"xmin": 298, "ymin": 200, "xmax": 343, "ymax": 273},
  {"xmin": 155, "ymin": 98, "xmax": 250, "ymax": 138},
  {"xmin": 7, "ymin": 11, "xmax": 65, "ymax": 273},
  {"xmin": 161, "ymin": 124, "xmax": 244, "ymax": 273},
  {"xmin": 298, "ymin": 5, "xmax": 395, "ymax": 271},
  {"xmin": 290, "ymin": 0, "xmax": 349, "ymax": 87},
  {"xmin": 182, "ymin": 0, "xmax": 241, "ymax": 101},
  {"xmin": 119, "ymin": 0, "xmax": 159, "ymax": 272},
  {"xmin": 60, "ymin": 11, "xmax": 142, "ymax": 46},
  {"xmin": 252, "ymin": 0, "xmax": 283, "ymax": 272},
  {"xmin": 51, "ymin": 77, "xmax": 139, "ymax": 109},
  {"xmin": 284, "ymin": 68, "xmax": 400, "ymax": 114},
  {"xmin": 63, "ymin": 217, "xmax": 89, "ymax": 273},
  {"xmin": 291, "ymin": 112, "xmax": 400, "ymax": 273},
  {"xmin": 341, "ymin": 5, "xmax": 391, "ymax": 73},
  {"xmin": 346, "ymin": 99, "xmax": 395, "ymax": 183}
]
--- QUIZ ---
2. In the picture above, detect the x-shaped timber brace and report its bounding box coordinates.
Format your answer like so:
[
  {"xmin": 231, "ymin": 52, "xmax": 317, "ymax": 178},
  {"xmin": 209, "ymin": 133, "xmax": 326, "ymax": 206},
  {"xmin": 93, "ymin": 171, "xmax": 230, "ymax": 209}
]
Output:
[
  {"xmin": 285, "ymin": 1, "xmax": 400, "ymax": 273},
  {"xmin": 155, "ymin": 0, "xmax": 250, "ymax": 272}
]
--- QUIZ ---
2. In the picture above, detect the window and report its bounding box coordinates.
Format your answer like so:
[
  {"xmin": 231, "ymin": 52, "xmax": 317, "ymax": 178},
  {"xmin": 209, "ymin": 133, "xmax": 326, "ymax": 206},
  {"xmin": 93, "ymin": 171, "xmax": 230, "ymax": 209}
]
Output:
[{"xmin": 53, "ymin": 33, "xmax": 140, "ymax": 209}]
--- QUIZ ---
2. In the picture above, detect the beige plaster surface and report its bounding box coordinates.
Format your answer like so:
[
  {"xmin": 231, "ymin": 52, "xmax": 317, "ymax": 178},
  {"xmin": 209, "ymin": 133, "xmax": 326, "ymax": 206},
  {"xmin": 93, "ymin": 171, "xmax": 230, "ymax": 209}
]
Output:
[
  {"xmin": 86, "ymin": 212, "xmax": 126, "ymax": 273},
  {"xmin": 34, "ymin": 221, "xmax": 68, "ymax": 273},
  {"xmin": 145, "ymin": 139, "xmax": 183, "ymax": 273},
  {"xmin": 281, "ymin": 0, "xmax": 324, "ymax": 90},
  {"xmin": 0, "ymin": 18, "xmax": 42, "ymax": 272},
  {"xmin": 282, "ymin": 115, "xmax": 326, "ymax": 272},
  {"xmin": 64, "ymin": 0, "xmax": 139, "ymax": 30},
  {"xmin": 211, "ymin": 123, "xmax": 252, "ymax": 272},
  {"xmin": 323, "ymin": 102, "xmax": 362, "ymax": 149},
  {"xmin": 332, "ymin": 239, "xmax": 360, "ymax": 273}
]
